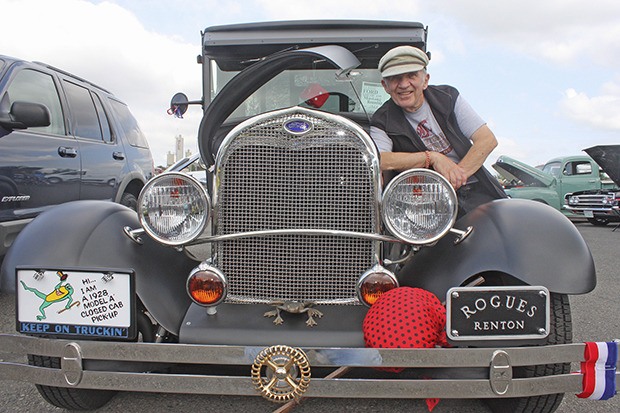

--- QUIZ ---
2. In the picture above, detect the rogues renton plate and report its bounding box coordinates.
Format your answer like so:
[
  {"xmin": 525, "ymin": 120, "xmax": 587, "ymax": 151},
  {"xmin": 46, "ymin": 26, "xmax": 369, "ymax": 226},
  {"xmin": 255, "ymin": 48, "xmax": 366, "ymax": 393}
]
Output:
[{"xmin": 446, "ymin": 286, "xmax": 550, "ymax": 341}]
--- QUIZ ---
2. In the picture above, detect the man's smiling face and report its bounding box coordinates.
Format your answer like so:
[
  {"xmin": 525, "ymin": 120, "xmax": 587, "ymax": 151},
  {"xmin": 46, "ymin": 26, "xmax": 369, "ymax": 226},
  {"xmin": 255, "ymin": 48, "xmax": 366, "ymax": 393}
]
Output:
[{"xmin": 381, "ymin": 70, "xmax": 430, "ymax": 113}]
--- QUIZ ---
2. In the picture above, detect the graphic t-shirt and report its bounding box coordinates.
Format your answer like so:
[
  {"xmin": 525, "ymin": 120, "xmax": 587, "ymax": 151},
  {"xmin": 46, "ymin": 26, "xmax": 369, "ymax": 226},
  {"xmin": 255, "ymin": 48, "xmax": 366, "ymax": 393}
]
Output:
[
  {"xmin": 403, "ymin": 102, "xmax": 459, "ymax": 163},
  {"xmin": 370, "ymin": 94, "xmax": 485, "ymax": 164}
]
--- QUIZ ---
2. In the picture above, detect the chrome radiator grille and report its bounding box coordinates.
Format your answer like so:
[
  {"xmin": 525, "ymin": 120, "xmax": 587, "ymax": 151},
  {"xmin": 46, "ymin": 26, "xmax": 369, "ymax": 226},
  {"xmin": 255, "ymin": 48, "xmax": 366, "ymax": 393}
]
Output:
[
  {"xmin": 570, "ymin": 194, "xmax": 610, "ymax": 208},
  {"xmin": 214, "ymin": 110, "xmax": 379, "ymax": 304}
]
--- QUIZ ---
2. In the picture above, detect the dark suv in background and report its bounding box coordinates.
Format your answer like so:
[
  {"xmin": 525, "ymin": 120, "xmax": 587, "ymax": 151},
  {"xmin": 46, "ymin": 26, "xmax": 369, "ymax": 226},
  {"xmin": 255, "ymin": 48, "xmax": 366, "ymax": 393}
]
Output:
[{"xmin": 0, "ymin": 55, "xmax": 154, "ymax": 258}]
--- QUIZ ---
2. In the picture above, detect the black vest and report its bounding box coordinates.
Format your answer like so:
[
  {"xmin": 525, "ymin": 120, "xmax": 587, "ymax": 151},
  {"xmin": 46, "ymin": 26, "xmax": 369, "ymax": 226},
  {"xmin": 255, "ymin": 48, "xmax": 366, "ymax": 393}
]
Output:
[{"xmin": 371, "ymin": 85, "xmax": 506, "ymax": 199}]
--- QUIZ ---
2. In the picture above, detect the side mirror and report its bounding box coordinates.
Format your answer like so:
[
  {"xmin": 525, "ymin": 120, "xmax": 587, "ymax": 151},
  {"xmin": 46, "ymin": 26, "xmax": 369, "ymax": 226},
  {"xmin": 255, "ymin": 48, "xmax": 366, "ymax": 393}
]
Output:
[
  {"xmin": 168, "ymin": 92, "xmax": 189, "ymax": 118},
  {"xmin": 0, "ymin": 101, "xmax": 51, "ymax": 130},
  {"xmin": 167, "ymin": 93, "xmax": 203, "ymax": 118}
]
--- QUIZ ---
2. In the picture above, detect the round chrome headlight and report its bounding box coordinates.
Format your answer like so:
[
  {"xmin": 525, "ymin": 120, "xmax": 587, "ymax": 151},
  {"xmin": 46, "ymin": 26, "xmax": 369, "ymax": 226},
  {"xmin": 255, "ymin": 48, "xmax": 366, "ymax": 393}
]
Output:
[
  {"xmin": 138, "ymin": 172, "xmax": 210, "ymax": 245},
  {"xmin": 382, "ymin": 169, "xmax": 457, "ymax": 244}
]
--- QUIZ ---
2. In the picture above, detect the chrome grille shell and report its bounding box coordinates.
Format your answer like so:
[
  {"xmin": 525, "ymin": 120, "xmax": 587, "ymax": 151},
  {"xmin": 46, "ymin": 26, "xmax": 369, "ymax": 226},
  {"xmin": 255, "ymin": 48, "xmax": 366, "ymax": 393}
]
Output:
[
  {"xmin": 568, "ymin": 193, "xmax": 614, "ymax": 209},
  {"xmin": 213, "ymin": 107, "xmax": 381, "ymax": 304}
]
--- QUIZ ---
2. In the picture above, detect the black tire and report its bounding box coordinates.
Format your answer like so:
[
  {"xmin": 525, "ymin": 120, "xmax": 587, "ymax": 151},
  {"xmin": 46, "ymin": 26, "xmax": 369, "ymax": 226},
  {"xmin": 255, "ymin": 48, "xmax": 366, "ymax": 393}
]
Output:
[
  {"xmin": 27, "ymin": 304, "xmax": 155, "ymax": 410},
  {"xmin": 587, "ymin": 217, "xmax": 609, "ymax": 226},
  {"xmin": 485, "ymin": 293, "xmax": 572, "ymax": 413},
  {"xmin": 28, "ymin": 354, "xmax": 116, "ymax": 410},
  {"xmin": 120, "ymin": 192, "xmax": 138, "ymax": 211}
]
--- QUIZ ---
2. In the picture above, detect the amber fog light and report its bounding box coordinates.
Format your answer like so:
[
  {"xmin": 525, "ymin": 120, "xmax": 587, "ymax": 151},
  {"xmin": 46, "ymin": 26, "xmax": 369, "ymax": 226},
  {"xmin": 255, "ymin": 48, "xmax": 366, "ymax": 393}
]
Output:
[
  {"xmin": 357, "ymin": 265, "xmax": 399, "ymax": 307},
  {"xmin": 186, "ymin": 265, "xmax": 227, "ymax": 307}
]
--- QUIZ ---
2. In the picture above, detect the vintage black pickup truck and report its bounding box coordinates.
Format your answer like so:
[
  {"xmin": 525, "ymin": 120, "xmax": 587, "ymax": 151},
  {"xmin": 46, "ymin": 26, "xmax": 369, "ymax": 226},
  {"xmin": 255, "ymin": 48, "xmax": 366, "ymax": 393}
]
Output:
[{"xmin": 0, "ymin": 20, "xmax": 617, "ymax": 412}]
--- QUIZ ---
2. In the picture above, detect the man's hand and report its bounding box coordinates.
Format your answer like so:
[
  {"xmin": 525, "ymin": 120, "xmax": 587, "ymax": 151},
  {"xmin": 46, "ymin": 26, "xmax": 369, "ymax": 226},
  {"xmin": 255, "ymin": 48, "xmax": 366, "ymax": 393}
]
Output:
[{"xmin": 428, "ymin": 152, "xmax": 468, "ymax": 189}]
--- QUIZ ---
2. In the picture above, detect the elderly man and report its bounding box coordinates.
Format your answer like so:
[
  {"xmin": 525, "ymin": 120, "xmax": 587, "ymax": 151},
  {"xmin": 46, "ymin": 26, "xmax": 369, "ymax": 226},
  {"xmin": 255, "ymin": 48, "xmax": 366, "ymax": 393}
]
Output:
[{"xmin": 370, "ymin": 46, "xmax": 506, "ymax": 217}]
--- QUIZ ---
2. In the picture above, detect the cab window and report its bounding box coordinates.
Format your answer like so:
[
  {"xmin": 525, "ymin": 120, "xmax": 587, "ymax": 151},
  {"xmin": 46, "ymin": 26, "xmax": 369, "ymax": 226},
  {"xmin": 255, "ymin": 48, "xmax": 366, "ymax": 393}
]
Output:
[
  {"xmin": 213, "ymin": 63, "xmax": 388, "ymax": 120},
  {"xmin": 6, "ymin": 69, "xmax": 65, "ymax": 135},
  {"xmin": 563, "ymin": 161, "xmax": 592, "ymax": 176}
]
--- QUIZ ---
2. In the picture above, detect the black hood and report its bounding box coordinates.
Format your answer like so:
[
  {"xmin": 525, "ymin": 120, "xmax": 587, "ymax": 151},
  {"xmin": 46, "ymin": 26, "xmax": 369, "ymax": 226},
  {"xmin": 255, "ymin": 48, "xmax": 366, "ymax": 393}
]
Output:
[{"xmin": 584, "ymin": 145, "xmax": 620, "ymax": 186}]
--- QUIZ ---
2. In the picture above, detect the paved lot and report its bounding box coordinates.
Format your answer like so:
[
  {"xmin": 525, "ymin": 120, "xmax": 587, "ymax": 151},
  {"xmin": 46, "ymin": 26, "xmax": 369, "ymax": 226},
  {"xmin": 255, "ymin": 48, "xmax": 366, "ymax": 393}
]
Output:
[{"xmin": 0, "ymin": 221, "xmax": 618, "ymax": 412}]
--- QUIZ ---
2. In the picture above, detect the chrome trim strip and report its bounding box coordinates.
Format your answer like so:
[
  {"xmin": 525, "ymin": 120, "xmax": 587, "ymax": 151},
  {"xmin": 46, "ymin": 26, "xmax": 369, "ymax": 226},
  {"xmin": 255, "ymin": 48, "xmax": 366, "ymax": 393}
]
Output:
[
  {"xmin": 224, "ymin": 296, "xmax": 359, "ymax": 305},
  {"xmin": 1, "ymin": 334, "xmax": 614, "ymax": 368},
  {"xmin": 564, "ymin": 206, "xmax": 614, "ymax": 212},
  {"xmin": 188, "ymin": 228, "xmax": 403, "ymax": 245}
]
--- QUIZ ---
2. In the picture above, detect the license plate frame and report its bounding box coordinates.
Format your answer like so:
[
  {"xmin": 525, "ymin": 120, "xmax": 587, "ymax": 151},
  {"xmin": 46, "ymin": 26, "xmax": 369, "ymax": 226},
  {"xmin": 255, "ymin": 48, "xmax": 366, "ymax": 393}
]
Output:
[
  {"xmin": 16, "ymin": 267, "xmax": 136, "ymax": 340},
  {"xmin": 446, "ymin": 286, "xmax": 550, "ymax": 341},
  {"xmin": 584, "ymin": 210, "xmax": 594, "ymax": 218}
]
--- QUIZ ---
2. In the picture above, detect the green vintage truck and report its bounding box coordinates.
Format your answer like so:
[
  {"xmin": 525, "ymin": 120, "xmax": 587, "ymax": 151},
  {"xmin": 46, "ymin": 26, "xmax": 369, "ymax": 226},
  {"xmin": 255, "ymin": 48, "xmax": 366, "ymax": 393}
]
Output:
[{"xmin": 493, "ymin": 154, "xmax": 616, "ymax": 217}]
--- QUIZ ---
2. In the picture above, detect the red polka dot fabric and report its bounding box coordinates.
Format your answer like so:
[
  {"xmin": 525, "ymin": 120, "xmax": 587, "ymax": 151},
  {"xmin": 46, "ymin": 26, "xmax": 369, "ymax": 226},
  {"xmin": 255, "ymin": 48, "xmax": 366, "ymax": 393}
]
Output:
[{"xmin": 363, "ymin": 287, "xmax": 449, "ymax": 373}]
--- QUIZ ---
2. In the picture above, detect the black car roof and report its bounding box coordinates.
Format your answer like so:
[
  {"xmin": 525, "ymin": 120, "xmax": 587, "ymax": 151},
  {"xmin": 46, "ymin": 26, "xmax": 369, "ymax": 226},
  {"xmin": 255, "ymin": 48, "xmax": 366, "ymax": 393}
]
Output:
[{"xmin": 202, "ymin": 20, "xmax": 428, "ymax": 71}]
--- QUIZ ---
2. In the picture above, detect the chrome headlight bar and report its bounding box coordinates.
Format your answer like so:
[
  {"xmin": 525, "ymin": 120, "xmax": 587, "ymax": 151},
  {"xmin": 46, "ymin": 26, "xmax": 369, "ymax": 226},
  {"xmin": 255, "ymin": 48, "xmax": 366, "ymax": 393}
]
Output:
[{"xmin": 136, "ymin": 169, "xmax": 457, "ymax": 247}]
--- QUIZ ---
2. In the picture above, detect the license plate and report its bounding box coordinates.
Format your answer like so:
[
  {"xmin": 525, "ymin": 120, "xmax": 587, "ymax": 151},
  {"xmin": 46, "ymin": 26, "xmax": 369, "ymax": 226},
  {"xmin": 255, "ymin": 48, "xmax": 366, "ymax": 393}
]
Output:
[
  {"xmin": 584, "ymin": 210, "xmax": 594, "ymax": 218},
  {"xmin": 16, "ymin": 268, "xmax": 135, "ymax": 339},
  {"xmin": 446, "ymin": 286, "xmax": 550, "ymax": 341}
]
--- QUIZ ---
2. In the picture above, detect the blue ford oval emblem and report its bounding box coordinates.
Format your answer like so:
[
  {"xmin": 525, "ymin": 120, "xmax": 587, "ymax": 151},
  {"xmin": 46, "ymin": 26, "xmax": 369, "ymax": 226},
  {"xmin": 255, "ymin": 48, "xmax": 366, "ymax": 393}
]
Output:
[{"xmin": 283, "ymin": 118, "xmax": 312, "ymax": 135}]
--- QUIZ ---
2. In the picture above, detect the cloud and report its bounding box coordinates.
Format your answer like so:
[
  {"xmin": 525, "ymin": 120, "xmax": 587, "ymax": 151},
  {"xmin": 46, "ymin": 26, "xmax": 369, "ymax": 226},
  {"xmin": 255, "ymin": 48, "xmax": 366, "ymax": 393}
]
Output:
[
  {"xmin": 561, "ymin": 83, "xmax": 620, "ymax": 130},
  {"xmin": 0, "ymin": 0, "xmax": 203, "ymax": 166},
  {"xmin": 253, "ymin": 0, "xmax": 406, "ymax": 20},
  {"xmin": 427, "ymin": 0, "xmax": 620, "ymax": 67},
  {"xmin": 104, "ymin": 0, "xmax": 250, "ymax": 43}
]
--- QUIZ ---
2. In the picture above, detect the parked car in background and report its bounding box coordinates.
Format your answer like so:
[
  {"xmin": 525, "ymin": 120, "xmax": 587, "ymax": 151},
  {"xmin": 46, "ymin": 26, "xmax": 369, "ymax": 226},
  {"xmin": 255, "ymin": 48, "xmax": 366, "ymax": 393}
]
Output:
[
  {"xmin": 492, "ymin": 154, "xmax": 615, "ymax": 215},
  {"xmin": 0, "ymin": 55, "xmax": 154, "ymax": 258},
  {"xmin": 166, "ymin": 153, "xmax": 207, "ymax": 187},
  {"xmin": 564, "ymin": 145, "xmax": 620, "ymax": 226}
]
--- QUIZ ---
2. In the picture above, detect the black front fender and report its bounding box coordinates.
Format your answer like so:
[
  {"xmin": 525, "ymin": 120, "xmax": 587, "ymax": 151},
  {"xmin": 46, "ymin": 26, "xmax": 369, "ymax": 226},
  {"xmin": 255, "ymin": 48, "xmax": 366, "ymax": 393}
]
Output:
[
  {"xmin": 0, "ymin": 201, "xmax": 198, "ymax": 335},
  {"xmin": 399, "ymin": 199, "xmax": 596, "ymax": 299}
]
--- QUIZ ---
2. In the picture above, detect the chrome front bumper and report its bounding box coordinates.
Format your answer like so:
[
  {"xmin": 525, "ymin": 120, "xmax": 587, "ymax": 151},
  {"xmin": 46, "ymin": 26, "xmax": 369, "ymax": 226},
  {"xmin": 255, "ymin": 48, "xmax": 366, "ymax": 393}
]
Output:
[{"xmin": 0, "ymin": 333, "xmax": 618, "ymax": 400}]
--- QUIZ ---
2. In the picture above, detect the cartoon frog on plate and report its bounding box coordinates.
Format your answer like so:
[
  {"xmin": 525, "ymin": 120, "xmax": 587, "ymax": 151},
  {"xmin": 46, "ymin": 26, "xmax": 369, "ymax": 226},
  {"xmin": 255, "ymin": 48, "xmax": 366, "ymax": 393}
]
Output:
[{"xmin": 20, "ymin": 271, "xmax": 75, "ymax": 320}]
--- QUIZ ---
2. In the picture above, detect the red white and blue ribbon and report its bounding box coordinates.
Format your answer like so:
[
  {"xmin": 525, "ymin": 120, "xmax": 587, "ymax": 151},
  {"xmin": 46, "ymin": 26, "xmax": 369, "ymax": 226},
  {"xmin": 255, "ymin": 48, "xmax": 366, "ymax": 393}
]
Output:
[{"xmin": 577, "ymin": 341, "xmax": 617, "ymax": 400}]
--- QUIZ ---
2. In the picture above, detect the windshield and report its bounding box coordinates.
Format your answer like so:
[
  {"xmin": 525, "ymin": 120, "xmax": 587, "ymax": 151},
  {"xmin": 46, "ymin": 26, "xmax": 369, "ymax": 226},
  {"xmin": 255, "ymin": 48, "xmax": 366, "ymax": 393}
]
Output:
[
  {"xmin": 542, "ymin": 161, "xmax": 561, "ymax": 178},
  {"xmin": 212, "ymin": 64, "xmax": 389, "ymax": 120}
]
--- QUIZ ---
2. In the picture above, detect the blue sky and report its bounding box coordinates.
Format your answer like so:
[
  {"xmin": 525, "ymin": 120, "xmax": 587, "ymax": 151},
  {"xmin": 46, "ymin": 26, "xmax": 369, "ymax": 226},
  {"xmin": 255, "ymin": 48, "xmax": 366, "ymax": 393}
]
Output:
[{"xmin": 2, "ymin": 0, "xmax": 619, "ymax": 168}]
